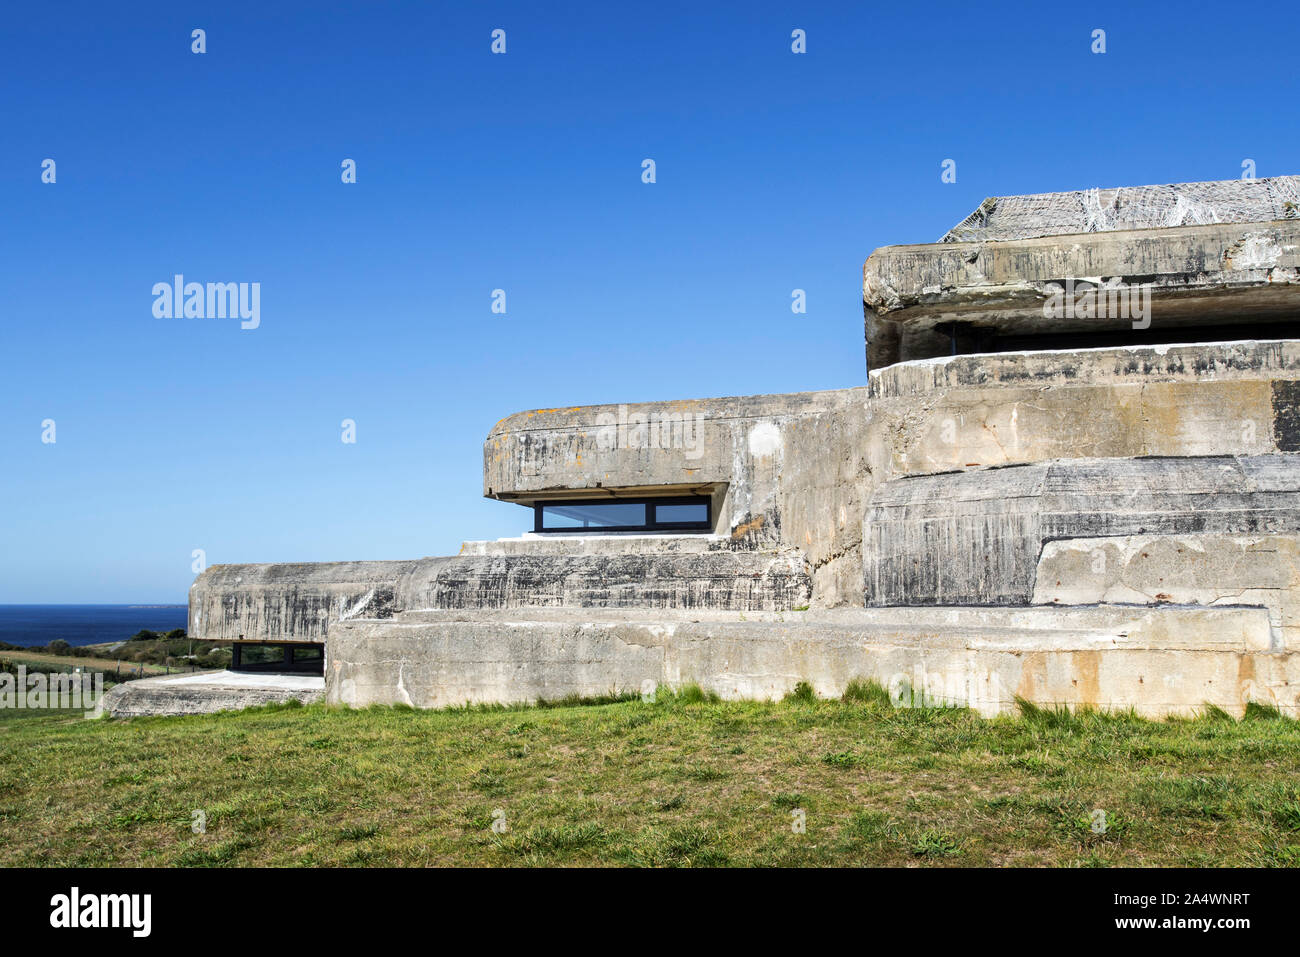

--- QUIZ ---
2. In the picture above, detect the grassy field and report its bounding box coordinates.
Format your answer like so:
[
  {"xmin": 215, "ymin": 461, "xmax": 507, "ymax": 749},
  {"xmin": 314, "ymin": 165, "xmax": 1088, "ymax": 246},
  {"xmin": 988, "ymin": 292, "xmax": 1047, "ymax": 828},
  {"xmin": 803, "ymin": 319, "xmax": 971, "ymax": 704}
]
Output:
[
  {"xmin": 0, "ymin": 648, "xmax": 170, "ymax": 676},
  {"xmin": 1, "ymin": 683, "xmax": 1299, "ymax": 867}
]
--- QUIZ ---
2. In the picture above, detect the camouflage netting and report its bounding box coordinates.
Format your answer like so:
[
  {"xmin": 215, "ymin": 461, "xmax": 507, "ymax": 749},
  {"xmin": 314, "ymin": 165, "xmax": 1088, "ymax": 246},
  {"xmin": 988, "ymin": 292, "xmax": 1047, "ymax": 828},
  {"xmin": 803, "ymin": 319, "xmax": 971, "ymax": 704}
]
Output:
[{"xmin": 941, "ymin": 175, "xmax": 1300, "ymax": 243}]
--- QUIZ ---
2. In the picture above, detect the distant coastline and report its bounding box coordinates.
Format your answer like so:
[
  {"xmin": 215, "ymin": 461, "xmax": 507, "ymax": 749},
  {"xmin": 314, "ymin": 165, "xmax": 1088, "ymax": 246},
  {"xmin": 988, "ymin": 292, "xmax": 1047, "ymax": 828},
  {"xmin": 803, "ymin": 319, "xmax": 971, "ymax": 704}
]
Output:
[{"xmin": 0, "ymin": 604, "xmax": 188, "ymax": 648}]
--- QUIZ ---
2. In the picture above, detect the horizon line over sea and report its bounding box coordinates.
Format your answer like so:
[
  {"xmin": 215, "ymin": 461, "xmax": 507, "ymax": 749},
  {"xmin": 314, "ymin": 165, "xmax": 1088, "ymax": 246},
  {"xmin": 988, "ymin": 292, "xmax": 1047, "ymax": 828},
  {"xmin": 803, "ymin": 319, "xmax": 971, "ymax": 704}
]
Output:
[{"xmin": 0, "ymin": 604, "xmax": 189, "ymax": 648}]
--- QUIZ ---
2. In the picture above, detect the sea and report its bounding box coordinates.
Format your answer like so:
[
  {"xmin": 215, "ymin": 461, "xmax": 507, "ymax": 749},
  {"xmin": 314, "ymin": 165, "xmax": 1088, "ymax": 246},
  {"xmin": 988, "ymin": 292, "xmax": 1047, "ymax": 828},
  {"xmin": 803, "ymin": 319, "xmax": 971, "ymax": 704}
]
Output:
[{"xmin": 0, "ymin": 605, "xmax": 189, "ymax": 648}]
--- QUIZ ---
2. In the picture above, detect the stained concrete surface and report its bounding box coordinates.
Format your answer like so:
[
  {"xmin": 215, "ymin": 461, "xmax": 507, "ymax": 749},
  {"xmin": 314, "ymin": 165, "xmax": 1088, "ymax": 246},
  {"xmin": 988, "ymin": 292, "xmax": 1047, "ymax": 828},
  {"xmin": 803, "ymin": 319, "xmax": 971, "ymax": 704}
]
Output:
[
  {"xmin": 101, "ymin": 670, "xmax": 324, "ymax": 717},
  {"xmin": 326, "ymin": 604, "xmax": 1292, "ymax": 718}
]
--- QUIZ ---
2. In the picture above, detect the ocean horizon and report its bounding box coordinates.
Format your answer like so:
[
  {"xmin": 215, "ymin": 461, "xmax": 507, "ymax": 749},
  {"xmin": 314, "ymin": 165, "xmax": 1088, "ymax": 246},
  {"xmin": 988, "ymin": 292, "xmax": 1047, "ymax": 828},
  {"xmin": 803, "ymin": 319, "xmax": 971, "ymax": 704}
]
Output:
[{"xmin": 0, "ymin": 604, "xmax": 189, "ymax": 648}]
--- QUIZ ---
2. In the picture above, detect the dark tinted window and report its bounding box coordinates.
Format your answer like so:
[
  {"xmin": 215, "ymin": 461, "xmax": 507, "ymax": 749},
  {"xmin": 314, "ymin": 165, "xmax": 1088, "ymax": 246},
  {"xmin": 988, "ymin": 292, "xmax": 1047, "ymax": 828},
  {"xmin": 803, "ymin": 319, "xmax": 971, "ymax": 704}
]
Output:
[
  {"xmin": 654, "ymin": 503, "xmax": 708, "ymax": 524},
  {"xmin": 240, "ymin": 644, "xmax": 287, "ymax": 664},
  {"xmin": 534, "ymin": 497, "xmax": 710, "ymax": 533},
  {"xmin": 539, "ymin": 502, "xmax": 647, "ymax": 529}
]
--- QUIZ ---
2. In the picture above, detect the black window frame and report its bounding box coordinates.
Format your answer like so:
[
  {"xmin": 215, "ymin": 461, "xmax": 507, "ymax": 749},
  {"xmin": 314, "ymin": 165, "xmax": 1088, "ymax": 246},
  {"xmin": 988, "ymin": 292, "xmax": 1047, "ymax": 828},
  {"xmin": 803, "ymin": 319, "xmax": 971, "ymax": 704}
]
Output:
[
  {"xmin": 231, "ymin": 642, "xmax": 325, "ymax": 675},
  {"xmin": 533, "ymin": 496, "xmax": 712, "ymax": 533}
]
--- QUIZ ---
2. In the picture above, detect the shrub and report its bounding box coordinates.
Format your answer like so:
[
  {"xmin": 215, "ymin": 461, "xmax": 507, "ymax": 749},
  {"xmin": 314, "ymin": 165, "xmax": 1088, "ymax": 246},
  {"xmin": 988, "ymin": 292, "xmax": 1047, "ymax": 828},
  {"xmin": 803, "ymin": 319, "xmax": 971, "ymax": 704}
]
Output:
[
  {"xmin": 784, "ymin": 681, "xmax": 817, "ymax": 704},
  {"xmin": 843, "ymin": 679, "xmax": 892, "ymax": 706}
]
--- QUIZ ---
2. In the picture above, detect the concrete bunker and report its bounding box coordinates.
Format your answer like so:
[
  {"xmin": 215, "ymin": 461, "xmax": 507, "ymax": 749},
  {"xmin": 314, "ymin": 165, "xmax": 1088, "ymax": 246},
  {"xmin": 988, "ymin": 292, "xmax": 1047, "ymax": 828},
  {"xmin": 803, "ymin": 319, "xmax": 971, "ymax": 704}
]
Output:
[{"xmin": 106, "ymin": 175, "xmax": 1300, "ymax": 718}]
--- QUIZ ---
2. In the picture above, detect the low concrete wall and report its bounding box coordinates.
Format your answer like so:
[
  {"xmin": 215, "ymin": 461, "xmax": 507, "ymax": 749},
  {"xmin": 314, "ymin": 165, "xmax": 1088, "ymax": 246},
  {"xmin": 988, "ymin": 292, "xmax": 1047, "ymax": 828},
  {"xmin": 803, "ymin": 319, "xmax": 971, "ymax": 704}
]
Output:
[
  {"xmin": 326, "ymin": 605, "xmax": 1297, "ymax": 718},
  {"xmin": 101, "ymin": 671, "xmax": 324, "ymax": 717}
]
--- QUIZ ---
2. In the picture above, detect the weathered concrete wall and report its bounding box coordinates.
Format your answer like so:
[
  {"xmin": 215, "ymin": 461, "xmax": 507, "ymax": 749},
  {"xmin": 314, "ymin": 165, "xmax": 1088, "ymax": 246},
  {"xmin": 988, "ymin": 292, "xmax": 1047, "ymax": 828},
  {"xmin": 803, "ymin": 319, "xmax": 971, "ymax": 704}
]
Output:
[
  {"xmin": 1033, "ymin": 534, "xmax": 1300, "ymax": 651},
  {"xmin": 191, "ymin": 342, "xmax": 1300, "ymax": 647},
  {"xmin": 863, "ymin": 454, "xmax": 1300, "ymax": 607},
  {"xmin": 190, "ymin": 544, "xmax": 811, "ymax": 642},
  {"xmin": 393, "ymin": 550, "xmax": 810, "ymax": 612},
  {"xmin": 483, "ymin": 389, "xmax": 868, "ymax": 546},
  {"xmin": 780, "ymin": 393, "xmax": 874, "ymax": 605},
  {"xmin": 865, "ymin": 344, "xmax": 1300, "ymax": 474},
  {"xmin": 326, "ymin": 605, "xmax": 1298, "ymax": 718},
  {"xmin": 863, "ymin": 220, "xmax": 1300, "ymax": 367},
  {"xmin": 189, "ymin": 561, "xmax": 414, "ymax": 642}
]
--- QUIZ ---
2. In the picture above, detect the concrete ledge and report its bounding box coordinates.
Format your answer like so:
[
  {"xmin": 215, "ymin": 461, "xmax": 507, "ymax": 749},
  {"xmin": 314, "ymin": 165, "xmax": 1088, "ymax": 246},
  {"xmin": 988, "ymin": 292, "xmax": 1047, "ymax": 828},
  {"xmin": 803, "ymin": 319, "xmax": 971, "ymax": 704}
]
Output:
[
  {"xmin": 459, "ymin": 534, "xmax": 732, "ymax": 555},
  {"xmin": 867, "ymin": 339, "xmax": 1300, "ymax": 399},
  {"xmin": 863, "ymin": 348, "xmax": 1300, "ymax": 480},
  {"xmin": 101, "ymin": 671, "xmax": 325, "ymax": 717},
  {"xmin": 191, "ymin": 547, "xmax": 812, "ymax": 644},
  {"xmin": 396, "ymin": 550, "xmax": 811, "ymax": 612}
]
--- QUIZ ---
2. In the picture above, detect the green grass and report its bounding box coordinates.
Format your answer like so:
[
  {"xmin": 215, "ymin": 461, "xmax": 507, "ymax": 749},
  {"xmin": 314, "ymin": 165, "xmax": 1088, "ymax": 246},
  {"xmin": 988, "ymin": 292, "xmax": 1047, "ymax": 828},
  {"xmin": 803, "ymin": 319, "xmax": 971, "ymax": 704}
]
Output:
[{"xmin": 1, "ymin": 685, "xmax": 1299, "ymax": 866}]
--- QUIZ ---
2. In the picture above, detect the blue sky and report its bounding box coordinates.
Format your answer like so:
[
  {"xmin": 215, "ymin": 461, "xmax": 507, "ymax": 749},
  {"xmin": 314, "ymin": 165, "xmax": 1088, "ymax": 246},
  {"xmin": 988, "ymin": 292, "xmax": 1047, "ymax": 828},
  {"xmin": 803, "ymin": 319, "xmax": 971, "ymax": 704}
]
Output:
[{"xmin": 3, "ymin": 0, "xmax": 1296, "ymax": 602}]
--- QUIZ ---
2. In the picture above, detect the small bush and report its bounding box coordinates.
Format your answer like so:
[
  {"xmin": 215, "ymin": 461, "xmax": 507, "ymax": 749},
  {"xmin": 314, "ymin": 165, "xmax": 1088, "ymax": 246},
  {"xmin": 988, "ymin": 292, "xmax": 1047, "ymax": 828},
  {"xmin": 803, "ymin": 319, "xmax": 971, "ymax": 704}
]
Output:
[
  {"xmin": 1199, "ymin": 704, "xmax": 1236, "ymax": 723},
  {"xmin": 784, "ymin": 681, "xmax": 817, "ymax": 704},
  {"xmin": 1016, "ymin": 698, "xmax": 1085, "ymax": 729},
  {"xmin": 910, "ymin": 829, "xmax": 961, "ymax": 857},
  {"xmin": 339, "ymin": 823, "xmax": 379, "ymax": 841},
  {"xmin": 1244, "ymin": 701, "xmax": 1287, "ymax": 722},
  {"xmin": 821, "ymin": 750, "xmax": 861, "ymax": 768},
  {"xmin": 673, "ymin": 683, "xmax": 718, "ymax": 705},
  {"xmin": 842, "ymin": 679, "xmax": 892, "ymax": 706},
  {"xmin": 1270, "ymin": 800, "xmax": 1300, "ymax": 831}
]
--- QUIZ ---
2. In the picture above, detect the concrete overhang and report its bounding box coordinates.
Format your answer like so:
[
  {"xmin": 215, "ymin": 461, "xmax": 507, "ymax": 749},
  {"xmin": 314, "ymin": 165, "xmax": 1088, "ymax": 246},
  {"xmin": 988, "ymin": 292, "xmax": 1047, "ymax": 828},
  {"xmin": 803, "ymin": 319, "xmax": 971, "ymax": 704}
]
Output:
[
  {"xmin": 481, "ymin": 388, "xmax": 862, "ymax": 502},
  {"xmin": 863, "ymin": 218, "xmax": 1300, "ymax": 369},
  {"xmin": 491, "ymin": 482, "xmax": 726, "ymax": 507}
]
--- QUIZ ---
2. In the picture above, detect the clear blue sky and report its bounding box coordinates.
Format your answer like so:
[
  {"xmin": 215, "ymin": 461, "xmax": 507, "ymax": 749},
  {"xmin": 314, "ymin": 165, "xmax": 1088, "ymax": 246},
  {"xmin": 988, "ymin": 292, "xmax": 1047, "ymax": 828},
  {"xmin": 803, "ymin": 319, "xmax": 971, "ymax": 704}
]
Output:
[{"xmin": 3, "ymin": 0, "xmax": 1295, "ymax": 602}]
